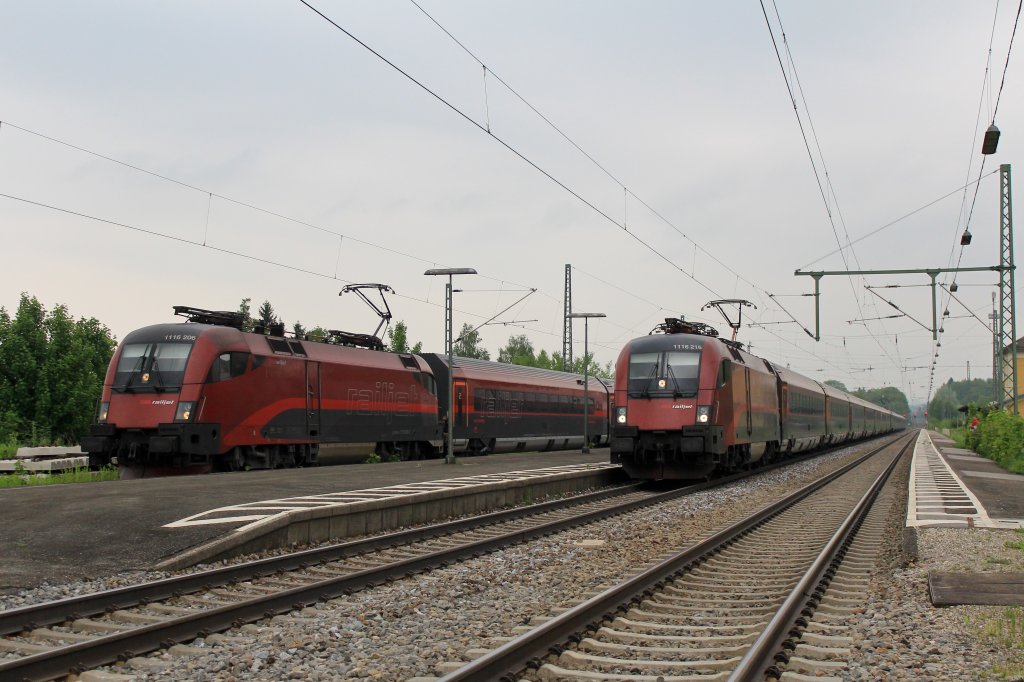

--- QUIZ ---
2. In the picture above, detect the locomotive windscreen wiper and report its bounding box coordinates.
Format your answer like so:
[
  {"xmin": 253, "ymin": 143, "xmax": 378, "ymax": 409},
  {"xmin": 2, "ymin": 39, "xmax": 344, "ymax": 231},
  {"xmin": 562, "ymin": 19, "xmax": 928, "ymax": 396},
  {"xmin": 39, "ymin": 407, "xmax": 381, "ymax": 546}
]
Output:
[
  {"xmin": 118, "ymin": 346, "xmax": 151, "ymax": 393},
  {"xmin": 665, "ymin": 363, "xmax": 683, "ymax": 399}
]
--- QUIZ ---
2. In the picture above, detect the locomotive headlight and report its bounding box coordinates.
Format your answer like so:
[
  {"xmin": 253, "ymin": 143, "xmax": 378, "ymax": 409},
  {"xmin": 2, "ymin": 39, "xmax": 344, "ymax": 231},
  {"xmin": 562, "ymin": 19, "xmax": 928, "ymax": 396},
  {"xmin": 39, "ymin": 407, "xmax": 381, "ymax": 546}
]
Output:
[
  {"xmin": 174, "ymin": 401, "xmax": 195, "ymax": 422},
  {"xmin": 696, "ymin": 405, "xmax": 711, "ymax": 423},
  {"xmin": 97, "ymin": 402, "xmax": 109, "ymax": 423},
  {"xmin": 615, "ymin": 406, "xmax": 627, "ymax": 424}
]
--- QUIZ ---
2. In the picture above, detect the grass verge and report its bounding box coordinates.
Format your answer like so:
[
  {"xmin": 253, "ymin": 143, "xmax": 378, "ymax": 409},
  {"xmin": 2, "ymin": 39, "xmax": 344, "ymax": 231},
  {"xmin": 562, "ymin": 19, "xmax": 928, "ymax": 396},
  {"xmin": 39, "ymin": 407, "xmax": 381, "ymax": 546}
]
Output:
[{"xmin": 0, "ymin": 465, "xmax": 119, "ymax": 487}]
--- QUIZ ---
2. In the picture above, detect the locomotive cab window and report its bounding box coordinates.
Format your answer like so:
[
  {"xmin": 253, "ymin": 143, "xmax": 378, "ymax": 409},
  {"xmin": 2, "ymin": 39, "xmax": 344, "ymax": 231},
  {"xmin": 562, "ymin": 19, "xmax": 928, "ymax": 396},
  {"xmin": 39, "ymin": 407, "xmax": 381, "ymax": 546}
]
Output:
[
  {"xmin": 627, "ymin": 353, "xmax": 659, "ymax": 394},
  {"xmin": 718, "ymin": 359, "xmax": 732, "ymax": 387},
  {"xmin": 628, "ymin": 349, "xmax": 700, "ymax": 398},
  {"xmin": 113, "ymin": 341, "xmax": 194, "ymax": 391},
  {"xmin": 207, "ymin": 352, "xmax": 250, "ymax": 383},
  {"xmin": 664, "ymin": 352, "xmax": 700, "ymax": 396}
]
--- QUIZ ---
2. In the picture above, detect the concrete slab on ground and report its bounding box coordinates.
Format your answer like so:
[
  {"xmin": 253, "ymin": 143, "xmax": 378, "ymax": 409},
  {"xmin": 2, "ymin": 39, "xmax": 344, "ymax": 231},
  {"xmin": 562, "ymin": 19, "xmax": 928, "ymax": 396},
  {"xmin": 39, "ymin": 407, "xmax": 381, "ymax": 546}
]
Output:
[{"xmin": 929, "ymin": 571, "xmax": 1024, "ymax": 606}]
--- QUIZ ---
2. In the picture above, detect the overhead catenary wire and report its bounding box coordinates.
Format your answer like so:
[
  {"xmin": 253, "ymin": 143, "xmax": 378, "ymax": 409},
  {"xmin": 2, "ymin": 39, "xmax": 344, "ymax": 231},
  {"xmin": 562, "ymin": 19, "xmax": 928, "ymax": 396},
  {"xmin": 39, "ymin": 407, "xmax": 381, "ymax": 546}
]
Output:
[
  {"xmin": 761, "ymin": 0, "xmax": 902, "ymax": 378},
  {"xmin": 304, "ymin": 0, "xmax": 933, "ymax": 387},
  {"xmin": 297, "ymin": 0, "xmax": 726, "ymax": 302},
  {"xmin": 403, "ymin": 0, "xmax": 819, "ymax": 326}
]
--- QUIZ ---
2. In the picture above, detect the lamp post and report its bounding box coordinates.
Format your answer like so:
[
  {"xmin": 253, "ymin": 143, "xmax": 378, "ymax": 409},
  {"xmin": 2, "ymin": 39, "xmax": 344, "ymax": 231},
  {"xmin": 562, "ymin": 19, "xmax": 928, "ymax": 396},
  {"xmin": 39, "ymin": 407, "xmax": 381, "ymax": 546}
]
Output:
[
  {"xmin": 567, "ymin": 312, "xmax": 605, "ymax": 453},
  {"xmin": 424, "ymin": 267, "xmax": 477, "ymax": 463}
]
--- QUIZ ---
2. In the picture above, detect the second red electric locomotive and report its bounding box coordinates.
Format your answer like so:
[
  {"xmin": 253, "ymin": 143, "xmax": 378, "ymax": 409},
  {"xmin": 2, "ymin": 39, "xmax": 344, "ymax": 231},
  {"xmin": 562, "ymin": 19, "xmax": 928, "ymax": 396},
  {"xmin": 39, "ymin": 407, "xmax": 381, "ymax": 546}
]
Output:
[{"xmin": 610, "ymin": 318, "xmax": 904, "ymax": 480}]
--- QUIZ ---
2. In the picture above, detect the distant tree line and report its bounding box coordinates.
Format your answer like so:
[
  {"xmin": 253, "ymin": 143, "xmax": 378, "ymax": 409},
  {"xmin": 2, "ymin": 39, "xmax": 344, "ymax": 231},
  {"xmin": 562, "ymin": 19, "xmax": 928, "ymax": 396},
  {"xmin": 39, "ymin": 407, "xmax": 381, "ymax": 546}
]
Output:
[
  {"xmin": 0, "ymin": 294, "xmax": 116, "ymax": 447},
  {"xmin": 927, "ymin": 377, "xmax": 996, "ymax": 424},
  {"xmin": 823, "ymin": 380, "xmax": 910, "ymax": 416}
]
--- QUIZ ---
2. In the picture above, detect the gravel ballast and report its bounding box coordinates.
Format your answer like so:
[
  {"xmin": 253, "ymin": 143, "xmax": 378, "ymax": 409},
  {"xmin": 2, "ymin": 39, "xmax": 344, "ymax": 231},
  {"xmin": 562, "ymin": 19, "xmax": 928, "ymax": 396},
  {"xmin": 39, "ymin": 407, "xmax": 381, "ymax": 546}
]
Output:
[{"xmin": 5, "ymin": 442, "xmax": 1023, "ymax": 680}]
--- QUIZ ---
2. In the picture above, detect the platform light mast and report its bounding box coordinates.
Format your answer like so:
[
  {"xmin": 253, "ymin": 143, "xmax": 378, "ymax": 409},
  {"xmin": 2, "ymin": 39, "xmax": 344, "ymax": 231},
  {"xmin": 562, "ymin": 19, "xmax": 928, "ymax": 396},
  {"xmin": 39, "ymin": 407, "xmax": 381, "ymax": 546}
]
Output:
[{"xmin": 563, "ymin": 264, "xmax": 573, "ymax": 371}]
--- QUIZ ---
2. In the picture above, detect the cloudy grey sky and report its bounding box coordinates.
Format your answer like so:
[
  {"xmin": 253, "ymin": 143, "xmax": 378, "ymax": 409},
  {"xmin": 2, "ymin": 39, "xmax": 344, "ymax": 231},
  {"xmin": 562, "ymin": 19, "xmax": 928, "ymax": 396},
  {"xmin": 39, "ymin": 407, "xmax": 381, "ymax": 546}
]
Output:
[{"xmin": 1, "ymin": 1, "xmax": 1021, "ymax": 408}]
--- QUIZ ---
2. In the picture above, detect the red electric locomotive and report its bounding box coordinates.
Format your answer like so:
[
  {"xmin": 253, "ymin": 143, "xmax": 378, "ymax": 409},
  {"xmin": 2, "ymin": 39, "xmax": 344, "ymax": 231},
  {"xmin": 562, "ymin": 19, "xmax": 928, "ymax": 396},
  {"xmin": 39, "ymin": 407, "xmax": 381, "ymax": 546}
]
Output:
[
  {"xmin": 83, "ymin": 307, "xmax": 442, "ymax": 476},
  {"xmin": 610, "ymin": 318, "xmax": 904, "ymax": 480}
]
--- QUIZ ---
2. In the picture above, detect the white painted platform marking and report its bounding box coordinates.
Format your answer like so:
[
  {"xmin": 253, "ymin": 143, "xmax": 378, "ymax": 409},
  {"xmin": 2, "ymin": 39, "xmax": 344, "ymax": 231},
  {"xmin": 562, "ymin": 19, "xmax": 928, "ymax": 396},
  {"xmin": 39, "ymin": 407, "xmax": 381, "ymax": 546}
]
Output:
[
  {"xmin": 906, "ymin": 431, "xmax": 1016, "ymax": 528},
  {"xmin": 163, "ymin": 462, "xmax": 620, "ymax": 533}
]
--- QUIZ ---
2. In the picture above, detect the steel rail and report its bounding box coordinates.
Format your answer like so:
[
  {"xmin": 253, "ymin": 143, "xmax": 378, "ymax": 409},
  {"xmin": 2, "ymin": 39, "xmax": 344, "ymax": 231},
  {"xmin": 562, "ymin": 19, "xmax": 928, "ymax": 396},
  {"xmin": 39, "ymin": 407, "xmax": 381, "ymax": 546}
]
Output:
[
  {"xmin": 728, "ymin": 433, "xmax": 912, "ymax": 681},
  {"xmin": 435, "ymin": 431, "xmax": 915, "ymax": 682}
]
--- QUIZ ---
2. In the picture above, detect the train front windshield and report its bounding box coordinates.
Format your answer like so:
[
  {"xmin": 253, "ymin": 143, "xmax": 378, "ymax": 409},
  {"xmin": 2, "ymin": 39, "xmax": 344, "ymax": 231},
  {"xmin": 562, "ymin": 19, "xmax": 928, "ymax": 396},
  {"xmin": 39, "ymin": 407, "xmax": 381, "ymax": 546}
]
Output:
[
  {"xmin": 113, "ymin": 342, "xmax": 194, "ymax": 391},
  {"xmin": 627, "ymin": 348, "xmax": 701, "ymax": 398}
]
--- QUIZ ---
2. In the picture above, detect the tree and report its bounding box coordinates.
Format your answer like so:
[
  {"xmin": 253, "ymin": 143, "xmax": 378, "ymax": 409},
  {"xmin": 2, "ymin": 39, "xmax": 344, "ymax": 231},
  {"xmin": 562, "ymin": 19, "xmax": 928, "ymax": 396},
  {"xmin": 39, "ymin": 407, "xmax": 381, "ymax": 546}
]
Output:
[
  {"xmin": 256, "ymin": 300, "xmax": 278, "ymax": 332},
  {"xmin": 236, "ymin": 298, "xmax": 254, "ymax": 332},
  {"xmin": 824, "ymin": 379, "xmax": 848, "ymax": 392},
  {"xmin": 292, "ymin": 322, "xmax": 306, "ymax": 338},
  {"xmin": 535, "ymin": 349, "xmax": 554, "ymax": 370},
  {"xmin": 308, "ymin": 326, "xmax": 330, "ymax": 343},
  {"xmin": 0, "ymin": 294, "xmax": 115, "ymax": 444},
  {"xmin": 0, "ymin": 294, "xmax": 47, "ymax": 438},
  {"xmin": 498, "ymin": 334, "xmax": 536, "ymax": 365},
  {"xmin": 928, "ymin": 384, "xmax": 960, "ymax": 423},
  {"xmin": 453, "ymin": 324, "xmax": 490, "ymax": 360},
  {"xmin": 387, "ymin": 321, "xmax": 410, "ymax": 352},
  {"xmin": 855, "ymin": 386, "xmax": 910, "ymax": 416},
  {"xmin": 568, "ymin": 351, "xmax": 613, "ymax": 379}
]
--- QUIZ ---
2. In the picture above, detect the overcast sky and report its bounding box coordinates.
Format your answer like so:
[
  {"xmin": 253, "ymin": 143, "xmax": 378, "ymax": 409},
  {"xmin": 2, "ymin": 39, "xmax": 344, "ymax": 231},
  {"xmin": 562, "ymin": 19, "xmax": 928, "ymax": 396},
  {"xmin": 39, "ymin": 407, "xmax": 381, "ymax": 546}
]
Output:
[{"xmin": 2, "ymin": 1, "xmax": 1021, "ymax": 408}]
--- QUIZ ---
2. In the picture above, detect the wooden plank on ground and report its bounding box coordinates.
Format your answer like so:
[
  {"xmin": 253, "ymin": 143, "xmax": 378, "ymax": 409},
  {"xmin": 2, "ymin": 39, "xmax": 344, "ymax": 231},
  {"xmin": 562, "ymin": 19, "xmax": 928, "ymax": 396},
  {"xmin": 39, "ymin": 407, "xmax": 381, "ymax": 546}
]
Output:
[{"xmin": 929, "ymin": 572, "xmax": 1024, "ymax": 606}]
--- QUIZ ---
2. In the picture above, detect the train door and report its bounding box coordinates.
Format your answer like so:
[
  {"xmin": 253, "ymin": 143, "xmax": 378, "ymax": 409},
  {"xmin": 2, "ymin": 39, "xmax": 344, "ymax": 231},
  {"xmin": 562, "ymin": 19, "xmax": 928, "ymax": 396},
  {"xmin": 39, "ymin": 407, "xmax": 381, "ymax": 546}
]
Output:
[
  {"xmin": 744, "ymin": 368, "xmax": 753, "ymax": 437},
  {"xmin": 305, "ymin": 360, "xmax": 320, "ymax": 439},
  {"xmin": 454, "ymin": 380, "xmax": 469, "ymax": 430}
]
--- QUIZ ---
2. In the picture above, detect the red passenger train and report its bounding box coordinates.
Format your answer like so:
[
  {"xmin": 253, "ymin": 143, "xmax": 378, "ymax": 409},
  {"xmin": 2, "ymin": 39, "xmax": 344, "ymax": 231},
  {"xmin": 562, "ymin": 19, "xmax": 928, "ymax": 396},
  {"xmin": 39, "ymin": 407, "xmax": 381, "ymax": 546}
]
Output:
[
  {"xmin": 83, "ymin": 307, "xmax": 609, "ymax": 476},
  {"xmin": 610, "ymin": 318, "xmax": 904, "ymax": 480}
]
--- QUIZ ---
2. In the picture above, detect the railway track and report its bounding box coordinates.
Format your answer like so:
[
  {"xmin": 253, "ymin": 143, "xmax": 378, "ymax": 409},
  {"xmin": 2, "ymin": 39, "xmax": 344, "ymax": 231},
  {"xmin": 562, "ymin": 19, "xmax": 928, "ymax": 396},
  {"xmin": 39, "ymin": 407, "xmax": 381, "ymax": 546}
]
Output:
[
  {"xmin": 437, "ymin": 432, "xmax": 913, "ymax": 681},
  {"xmin": 0, "ymin": 436, "xmax": 904, "ymax": 681}
]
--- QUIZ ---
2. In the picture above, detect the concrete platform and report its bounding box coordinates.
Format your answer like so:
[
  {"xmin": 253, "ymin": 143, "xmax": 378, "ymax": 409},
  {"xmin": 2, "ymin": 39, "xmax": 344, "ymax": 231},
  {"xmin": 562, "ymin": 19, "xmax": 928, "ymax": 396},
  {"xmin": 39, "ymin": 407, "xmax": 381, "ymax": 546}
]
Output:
[
  {"xmin": 907, "ymin": 430, "xmax": 1024, "ymax": 528},
  {"xmin": 0, "ymin": 449, "xmax": 616, "ymax": 594}
]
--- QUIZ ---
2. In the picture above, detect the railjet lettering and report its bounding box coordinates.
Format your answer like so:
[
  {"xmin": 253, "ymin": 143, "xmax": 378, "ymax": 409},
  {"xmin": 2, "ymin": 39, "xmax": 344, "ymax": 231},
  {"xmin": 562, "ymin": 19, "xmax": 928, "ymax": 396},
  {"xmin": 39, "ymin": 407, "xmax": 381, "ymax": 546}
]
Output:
[
  {"xmin": 346, "ymin": 381, "xmax": 417, "ymax": 421},
  {"xmin": 151, "ymin": 400, "xmax": 175, "ymax": 405},
  {"xmin": 671, "ymin": 404, "xmax": 693, "ymax": 409}
]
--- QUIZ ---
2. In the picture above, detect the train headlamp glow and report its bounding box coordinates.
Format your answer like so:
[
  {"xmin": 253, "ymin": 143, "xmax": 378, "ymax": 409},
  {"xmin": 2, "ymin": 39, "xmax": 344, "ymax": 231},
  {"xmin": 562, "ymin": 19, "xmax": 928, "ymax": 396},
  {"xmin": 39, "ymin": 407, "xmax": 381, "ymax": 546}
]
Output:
[
  {"xmin": 97, "ymin": 402, "xmax": 109, "ymax": 423},
  {"xmin": 657, "ymin": 379, "xmax": 667, "ymax": 389},
  {"xmin": 696, "ymin": 405, "xmax": 711, "ymax": 423},
  {"xmin": 174, "ymin": 401, "xmax": 195, "ymax": 422},
  {"xmin": 615, "ymin": 406, "xmax": 627, "ymax": 424}
]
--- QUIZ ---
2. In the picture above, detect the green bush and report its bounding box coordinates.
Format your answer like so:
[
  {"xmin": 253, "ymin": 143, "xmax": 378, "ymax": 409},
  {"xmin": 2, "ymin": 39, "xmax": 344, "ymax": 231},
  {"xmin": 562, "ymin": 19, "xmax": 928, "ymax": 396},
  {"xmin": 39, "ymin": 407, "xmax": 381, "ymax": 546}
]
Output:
[{"xmin": 976, "ymin": 411, "xmax": 1024, "ymax": 474}]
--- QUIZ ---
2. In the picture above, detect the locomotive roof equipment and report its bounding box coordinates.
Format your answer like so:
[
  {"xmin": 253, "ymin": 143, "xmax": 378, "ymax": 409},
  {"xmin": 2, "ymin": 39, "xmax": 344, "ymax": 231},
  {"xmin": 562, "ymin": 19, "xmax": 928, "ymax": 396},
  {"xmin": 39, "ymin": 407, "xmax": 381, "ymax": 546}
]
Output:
[
  {"xmin": 701, "ymin": 299, "xmax": 756, "ymax": 343},
  {"xmin": 172, "ymin": 305, "xmax": 246, "ymax": 330},
  {"xmin": 337, "ymin": 283, "xmax": 396, "ymax": 351}
]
